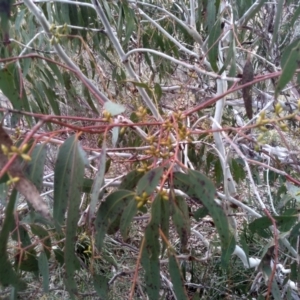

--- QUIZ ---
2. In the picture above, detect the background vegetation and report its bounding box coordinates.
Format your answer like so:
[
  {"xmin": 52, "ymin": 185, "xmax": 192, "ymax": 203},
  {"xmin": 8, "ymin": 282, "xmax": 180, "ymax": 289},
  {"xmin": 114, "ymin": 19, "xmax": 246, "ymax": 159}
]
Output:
[{"xmin": 0, "ymin": 0, "xmax": 300, "ymax": 299}]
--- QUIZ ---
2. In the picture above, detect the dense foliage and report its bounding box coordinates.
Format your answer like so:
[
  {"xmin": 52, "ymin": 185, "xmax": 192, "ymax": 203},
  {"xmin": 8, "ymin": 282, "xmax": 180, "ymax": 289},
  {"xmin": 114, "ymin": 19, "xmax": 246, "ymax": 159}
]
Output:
[{"xmin": 0, "ymin": 0, "xmax": 300, "ymax": 299}]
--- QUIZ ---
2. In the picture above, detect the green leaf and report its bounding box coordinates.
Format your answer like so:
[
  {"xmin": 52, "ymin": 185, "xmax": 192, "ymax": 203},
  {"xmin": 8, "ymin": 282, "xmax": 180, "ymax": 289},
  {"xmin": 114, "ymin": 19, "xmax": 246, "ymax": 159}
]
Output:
[
  {"xmin": 69, "ymin": 3, "xmax": 79, "ymax": 35},
  {"xmin": 0, "ymin": 0, "xmax": 12, "ymax": 44},
  {"xmin": 11, "ymin": 224, "xmax": 31, "ymax": 247},
  {"xmin": 30, "ymin": 224, "xmax": 51, "ymax": 259},
  {"xmin": 82, "ymin": 85, "xmax": 98, "ymax": 113},
  {"xmin": 168, "ymin": 254, "xmax": 188, "ymax": 300},
  {"xmin": 53, "ymin": 135, "xmax": 84, "ymax": 228},
  {"xmin": 0, "ymin": 65, "xmax": 30, "ymax": 123},
  {"xmin": 82, "ymin": 177, "xmax": 94, "ymax": 193},
  {"xmin": 227, "ymin": 38, "xmax": 237, "ymax": 88},
  {"xmin": 261, "ymin": 256, "xmax": 281, "ymax": 300},
  {"xmin": 22, "ymin": 57, "xmax": 32, "ymax": 78},
  {"xmin": 38, "ymin": 251, "xmax": 49, "ymax": 293},
  {"xmin": 207, "ymin": 19, "xmax": 221, "ymax": 72},
  {"xmin": 22, "ymin": 211, "xmax": 53, "ymax": 227},
  {"xmin": 290, "ymin": 222, "xmax": 300, "ymax": 240},
  {"xmin": 122, "ymin": 4, "xmax": 135, "ymax": 45},
  {"xmin": 117, "ymin": 3, "xmax": 123, "ymax": 38},
  {"xmin": 53, "ymin": 248, "xmax": 64, "ymax": 266},
  {"xmin": 41, "ymin": 81, "xmax": 60, "ymax": 115},
  {"xmin": 276, "ymin": 38, "xmax": 300, "ymax": 95},
  {"xmin": 120, "ymin": 196, "xmax": 137, "ymax": 239},
  {"xmin": 24, "ymin": 144, "xmax": 47, "ymax": 191},
  {"xmin": 102, "ymin": 1, "xmax": 114, "ymax": 22},
  {"xmin": 218, "ymin": 31, "xmax": 235, "ymax": 76},
  {"xmin": 249, "ymin": 217, "xmax": 272, "ymax": 238},
  {"xmin": 93, "ymin": 274, "xmax": 108, "ymax": 298},
  {"xmin": 270, "ymin": 277, "xmax": 282, "ymax": 300},
  {"xmin": 270, "ymin": 0, "xmax": 284, "ymax": 48},
  {"xmin": 89, "ymin": 142, "xmax": 106, "ymax": 225},
  {"xmin": 16, "ymin": 249, "xmax": 39, "ymax": 273},
  {"xmin": 119, "ymin": 169, "xmax": 144, "ymax": 190},
  {"xmin": 65, "ymin": 144, "xmax": 85, "ymax": 296},
  {"xmin": 0, "ymin": 182, "xmax": 8, "ymax": 204},
  {"xmin": 104, "ymin": 101, "xmax": 125, "ymax": 116},
  {"xmin": 15, "ymin": 9, "xmax": 26, "ymax": 32},
  {"xmin": 239, "ymin": 0, "xmax": 267, "ymax": 26},
  {"xmin": 160, "ymin": 194, "xmax": 170, "ymax": 255},
  {"xmin": 230, "ymin": 158, "xmax": 246, "ymax": 183},
  {"xmin": 173, "ymin": 170, "xmax": 235, "ymax": 267},
  {"xmin": 0, "ymin": 190, "xmax": 27, "ymax": 290},
  {"xmin": 194, "ymin": 206, "xmax": 209, "ymax": 221},
  {"xmin": 136, "ymin": 167, "xmax": 163, "ymax": 196},
  {"xmin": 41, "ymin": 67, "xmax": 55, "ymax": 89},
  {"xmin": 111, "ymin": 127, "xmax": 120, "ymax": 147},
  {"xmin": 47, "ymin": 61, "xmax": 64, "ymax": 86},
  {"xmin": 250, "ymin": 211, "xmax": 297, "ymax": 238},
  {"xmin": 205, "ymin": 0, "xmax": 216, "ymax": 32},
  {"xmin": 53, "ymin": 135, "xmax": 85, "ymax": 296},
  {"xmin": 154, "ymin": 83, "xmax": 162, "ymax": 102},
  {"xmin": 274, "ymin": 209, "xmax": 298, "ymax": 232},
  {"xmin": 290, "ymin": 6, "xmax": 300, "ymax": 28},
  {"xmin": 141, "ymin": 200, "xmax": 161, "ymax": 300},
  {"xmin": 60, "ymin": 3, "xmax": 70, "ymax": 25},
  {"xmin": 170, "ymin": 192, "xmax": 190, "ymax": 251},
  {"xmin": 77, "ymin": 142, "xmax": 89, "ymax": 167},
  {"xmin": 95, "ymin": 190, "xmax": 134, "ymax": 249},
  {"xmin": 214, "ymin": 159, "xmax": 223, "ymax": 186},
  {"xmin": 236, "ymin": 0, "xmax": 253, "ymax": 19}
]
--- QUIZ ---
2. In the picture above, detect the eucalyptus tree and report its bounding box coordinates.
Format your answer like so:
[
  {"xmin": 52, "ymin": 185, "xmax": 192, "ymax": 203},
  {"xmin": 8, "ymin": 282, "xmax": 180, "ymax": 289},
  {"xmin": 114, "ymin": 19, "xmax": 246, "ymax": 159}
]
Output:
[{"xmin": 0, "ymin": 0, "xmax": 300, "ymax": 299}]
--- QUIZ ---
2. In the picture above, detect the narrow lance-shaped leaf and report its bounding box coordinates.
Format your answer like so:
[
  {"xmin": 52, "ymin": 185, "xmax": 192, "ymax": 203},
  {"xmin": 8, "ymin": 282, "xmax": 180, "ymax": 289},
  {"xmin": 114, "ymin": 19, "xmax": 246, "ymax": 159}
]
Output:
[
  {"xmin": 207, "ymin": 19, "xmax": 221, "ymax": 72},
  {"xmin": 60, "ymin": 137, "xmax": 85, "ymax": 297},
  {"xmin": 160, "ymin": 194, "xmax": 169, "ymax": 255},
  {"xmin": 119, "ymin": 169, "xmax": 144, "ymax": 190},
  {"xmin": 0, "ymin": 189, "xmax": 27, "ymax": 290},
  {"xmin": 205, "ymin": 0, "xmax": 216, "ymax": 32},
  {"xmin": 11, "ymin": 223, "xmax": 31, "ymax": 247},
  {"xmin": 291, "ymin": 6, "xmax": 300, "ymax": 28},
  {"xmin": 168, "ymin": 253, "xmax": 188, "ymax": 300},
  {"xmin": 120, "ymin": 196, "xmax": 137, "ymax": 239},
  {"xmin": 141, "ymin": 194, "xmax": 161, "ymax": 300},
  {"xmin": 122, "ymin": 3, "xmax": 135, "ymax": 45},
  {"xmin": 24, "ymin": 144, "xmax": 47, "ymax": 192},
  {"xmin": 239, "ymin": 0, "xmax": 267, "ymax": 26},
  {"xmin": 112, "ymin": 126, "xmax": 120, "ymax": 148},
  {"xmin": 170, "ymin": 192, "xmax": 190, "ymax": 252},
  {"xmin": 270, "ymin": 0, "xmax": 284, "ymax": 48},
  {"xmin": 154, "ymin": 83, "xmax": 162, "ymax": 102},
  {"xmin": 173, "ymin": 170, "xmax": 236, "ymax": 267},
  {"xmin": 0, "ymin": 65, "xmax": 30, "ymax": 126},
  {"xmin": 136, "ymin": 167, "xmax": 163, "ymax": 196},
  {"xmin": 95, "ymin": 190, "xmax": 134, "ymax": 249},
  {"xmin": 38, "ymin": 251, "xmax": 49, "ymax": 293},
  {"xmin": 53, "ymin": 135, "xmax": 84, "ymax": 228},
  {"xmin": 30, "ymin": 224, "xmax": 52, "ymax": 259},
  {"xmin": 93, "ymin": 274, "xmax": 108, "ymax": 298},
  {"xmin": 88, "ymin": 142, "xmax": 106, "ymax": 226},
  {"xmin": 276, "ymin": 38, "xmax": 300, "ymax": 95},
  {"xmin": 0, "ymin": 0, "xmax": 13, "ymax": 45},
  {"xmin": 258, "ymin": 246, "xmax": 281, "ymax": 300}
]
